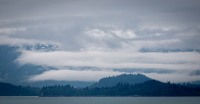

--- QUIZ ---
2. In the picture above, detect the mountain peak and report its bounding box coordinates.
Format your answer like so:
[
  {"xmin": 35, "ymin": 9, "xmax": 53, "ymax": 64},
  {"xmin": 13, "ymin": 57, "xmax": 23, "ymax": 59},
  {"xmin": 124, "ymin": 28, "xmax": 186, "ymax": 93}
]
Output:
[{"xmin": 91, "ymin": 73, "xmax": 152, "ymax": 88}]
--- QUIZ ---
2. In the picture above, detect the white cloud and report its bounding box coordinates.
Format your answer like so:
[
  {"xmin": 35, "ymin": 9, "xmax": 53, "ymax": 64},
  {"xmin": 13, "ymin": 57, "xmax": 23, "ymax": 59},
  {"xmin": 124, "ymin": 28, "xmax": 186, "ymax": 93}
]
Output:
[
  {"xmin": 85, "ymin": 28, "xmax": 137, "ymax": 39},
  {"xmin": 82, "ymin": 24, "xmax": 200, "ymax": 51},
  {"xmin": 139, "ymin": 24, "xmax": 180, "ymax": 31},
  {"xmin": 127, "ymin": 39, "xmax": 182, "ymax": 50},
  {"xmin": 84, "ymin": 28, "xmax": 113, "ymax": 39},
  {"xmin": 0, "ymin": 36, "xmax": 61, "ymax": 48},
  {"xmin": 29, "ymin": 69, "xmax": 121, "ymax": 81},
  {"xmin": 17, "ymin": 50, "xmax": 200, "ymax": 70},
  {"xmin": 0, "ymin": 27, "xmax": 26, "ymax": 35},
  {"xmin": 0, "ymin": 36, "xmax": 38, "ymax": 45},
  {"xmin": 144, "ymin": 72, "xmax": 200, "ymax": 83},
  {"xmin": 111, "ymin": 29, "xmax": 137, "ymax": 39}
]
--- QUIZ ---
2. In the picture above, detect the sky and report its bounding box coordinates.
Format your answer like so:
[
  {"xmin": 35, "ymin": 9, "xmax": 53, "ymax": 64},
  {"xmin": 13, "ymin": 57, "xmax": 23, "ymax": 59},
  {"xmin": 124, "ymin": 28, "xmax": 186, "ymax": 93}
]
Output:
[{"xmin": 0, "ymin": 0, "xmax": 200, "ymax": 82}]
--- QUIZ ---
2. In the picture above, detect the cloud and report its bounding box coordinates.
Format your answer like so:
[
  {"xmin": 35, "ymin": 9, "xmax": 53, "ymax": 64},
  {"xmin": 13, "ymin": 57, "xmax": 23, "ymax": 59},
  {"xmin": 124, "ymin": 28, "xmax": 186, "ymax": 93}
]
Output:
[
  {"xmin": 0, "ymin": 36, "xmax": 61, "ymax": 49},
  {"xmin": 190, "ymin": 70, "xmax": 200, "ymax": 76},
  {"xmin": 111, "ymin": 29, "xmax": 137, "ymax": 39},
  {"xmin": 84, "ymin": 28, "xmax": 113, "ymax": 39},
  {"xmin": 114, "ymin": 68, "xmax": 175, "ymax": 74},
  {"xmin": 144, "ymin": 72, "xmax": 200, "ymax": 83},
  {"xmin": 81, "ymin": 25, "xmax": 200, "ymax": 52},
  {"xmin": 1, "ymin": 0, "xmax": 200, "ymax": 82},
  {"xmin": 28, "ymin": 68, "xmax": 200, "ymax": 82},
  {"xmin": 17, "ymin": 50, "xmax": 200, "ymax": 71},
  {"xmin": 0, "ymin": 27, "xmax": 26, "ymax": 35},
  {"xmin": 0, "ymin": 0, "xmax": 199, "ymax": 51},
  {"xmin": 29, "ymin": 69, "xmax": 121, "ymax": 82}
]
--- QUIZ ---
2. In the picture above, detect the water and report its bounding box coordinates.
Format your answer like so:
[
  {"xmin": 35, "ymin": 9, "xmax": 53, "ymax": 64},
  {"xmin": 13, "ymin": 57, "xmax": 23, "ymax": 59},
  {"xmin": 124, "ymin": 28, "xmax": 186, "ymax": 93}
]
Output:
[{"xmin": 1, "ymin": 96, "xmax": 200, "ymax": 104}]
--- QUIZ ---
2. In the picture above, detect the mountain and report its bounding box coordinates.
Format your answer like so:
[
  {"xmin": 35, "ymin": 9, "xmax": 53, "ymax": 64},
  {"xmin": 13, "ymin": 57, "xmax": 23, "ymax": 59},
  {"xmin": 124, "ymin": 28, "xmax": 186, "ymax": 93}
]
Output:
[
  {"xmin": 91, "ymin": 74, "xmax": 152, "ymax": 88},
  {"xmin": 0, "ymin": 82, "xmax": 40, "ymax": 96},
  {"xmin": 187, "ymin": 81, "xmax": 200, "ymax": 85},
  {"xmin": 127, "ymin": 80, "xmax": 200, "ymax": 96},
  {"xmin": 0, "ymin": 45, "xmax": 93, "ymax": 88},
  {"xmin": 1, "ymin": 74, "xmax": 200, "ymax": 96},
  {"xmin": 40, "ymin": 80, "xmax": 200, "ymax": 97},
  {"xmin": 0, "ymin": 45, "xmax": 49, "ymax": 85}
]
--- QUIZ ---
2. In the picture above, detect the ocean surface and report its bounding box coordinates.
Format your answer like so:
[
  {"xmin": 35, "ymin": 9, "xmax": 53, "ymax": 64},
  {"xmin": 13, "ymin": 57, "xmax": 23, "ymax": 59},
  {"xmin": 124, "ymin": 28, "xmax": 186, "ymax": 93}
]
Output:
[{"xmin": 1, "ymin": 96, "xmax": 200, "ymax": 104}]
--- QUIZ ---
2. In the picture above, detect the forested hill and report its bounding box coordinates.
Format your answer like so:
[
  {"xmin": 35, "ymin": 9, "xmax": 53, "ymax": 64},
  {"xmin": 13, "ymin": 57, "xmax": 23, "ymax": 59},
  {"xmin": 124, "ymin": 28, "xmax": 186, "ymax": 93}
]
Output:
[
  {"xmin": 40, "ymin": 80, "xmax": 200, "ymax": 96},
  {"xmin": 91, "ymin": 74, "xmax": 152, "ymax": 88},
  {"xmin": 0, "ymin": 82, "xmax": 40, "ymax": 96},
  {"xmin": 1, "ymin": 74, "xmax": 200, "ymax": 96}
]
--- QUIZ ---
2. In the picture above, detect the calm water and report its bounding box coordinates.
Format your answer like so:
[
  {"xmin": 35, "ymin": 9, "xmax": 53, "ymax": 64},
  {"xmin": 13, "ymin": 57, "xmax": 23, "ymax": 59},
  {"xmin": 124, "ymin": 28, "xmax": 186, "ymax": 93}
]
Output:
[{"xmin": 0, "ymin": 96, "xmax": 200, "ymax": 104}]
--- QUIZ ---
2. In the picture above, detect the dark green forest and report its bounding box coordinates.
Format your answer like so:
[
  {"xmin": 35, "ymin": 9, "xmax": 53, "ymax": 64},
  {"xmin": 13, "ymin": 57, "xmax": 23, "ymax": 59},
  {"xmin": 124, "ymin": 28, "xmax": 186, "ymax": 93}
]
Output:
[
  {"xmin": 91, "ymin": 74, "xmax": 151, "ymax": 88},
  {"xmin": 0, "ymin": 82, "xmax": 40, "ymax": 96},
  {"xmin": 1, "ymin": 74, "xmax": 200, "ymax": 96},
  {"xmin": 40, "ymin": 80, "xmax": 200, "ymax": 97}
]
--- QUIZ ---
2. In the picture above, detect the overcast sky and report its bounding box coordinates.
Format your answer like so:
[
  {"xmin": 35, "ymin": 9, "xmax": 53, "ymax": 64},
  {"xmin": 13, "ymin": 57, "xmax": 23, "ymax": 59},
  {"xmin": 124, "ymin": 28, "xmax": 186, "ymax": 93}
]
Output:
[{"xmin": 1, "ymin": 0, "xmax": 200, "ymax": 82}]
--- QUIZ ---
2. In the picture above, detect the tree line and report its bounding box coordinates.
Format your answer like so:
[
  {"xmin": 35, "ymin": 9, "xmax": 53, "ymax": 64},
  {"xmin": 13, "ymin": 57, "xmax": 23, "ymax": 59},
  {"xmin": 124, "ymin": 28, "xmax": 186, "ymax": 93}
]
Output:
[
  {"xmin": 1, "ymin": 80, "xmax": 200, "ymax": 96},
  {"xmin": 40, "ymin": 80, "xmax": 200, "ymax": 97}
]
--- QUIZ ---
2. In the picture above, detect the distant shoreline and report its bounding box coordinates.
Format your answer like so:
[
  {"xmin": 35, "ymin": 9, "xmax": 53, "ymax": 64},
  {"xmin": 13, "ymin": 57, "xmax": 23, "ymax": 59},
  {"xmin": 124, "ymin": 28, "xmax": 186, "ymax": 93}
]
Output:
[{"xmin": 1, "ymin": 96, "xmax": 200, "ymax": 97}]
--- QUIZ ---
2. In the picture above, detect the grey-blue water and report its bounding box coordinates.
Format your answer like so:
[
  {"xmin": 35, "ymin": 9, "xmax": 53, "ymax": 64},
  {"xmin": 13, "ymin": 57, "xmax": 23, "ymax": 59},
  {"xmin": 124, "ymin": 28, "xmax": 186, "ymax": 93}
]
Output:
[{"xmin": 1, "ymin": 96, "xmax": 200, "ymax": 104}]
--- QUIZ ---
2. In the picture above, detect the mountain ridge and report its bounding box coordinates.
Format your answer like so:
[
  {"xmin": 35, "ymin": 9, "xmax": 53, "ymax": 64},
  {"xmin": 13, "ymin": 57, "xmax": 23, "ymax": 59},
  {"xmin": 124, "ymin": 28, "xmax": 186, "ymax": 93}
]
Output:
[
  {"xmin": 1, "ymin": 74, "xmax": 200, "ymax": 96},
  {"xmin": 91, "ymin": 73, "xmax": 152, "ymax": 88}
]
